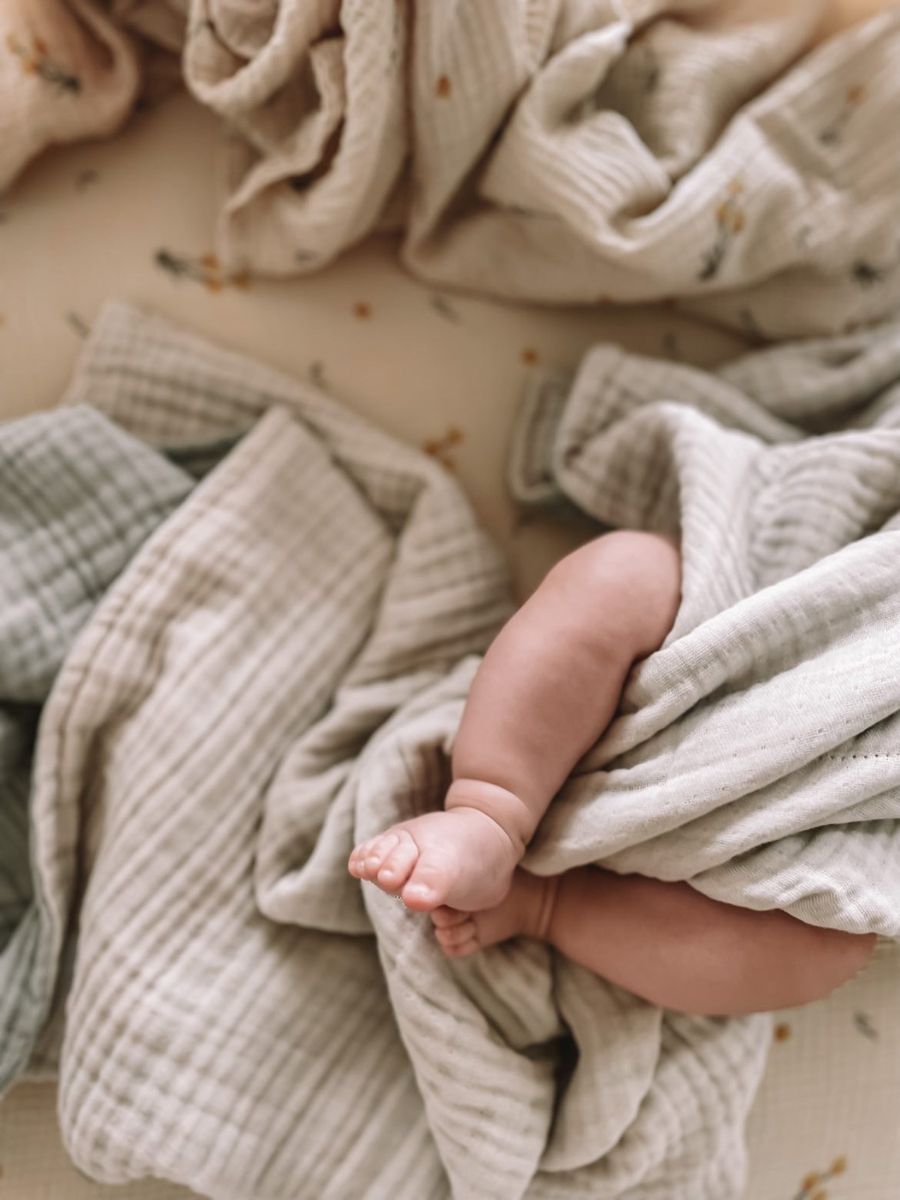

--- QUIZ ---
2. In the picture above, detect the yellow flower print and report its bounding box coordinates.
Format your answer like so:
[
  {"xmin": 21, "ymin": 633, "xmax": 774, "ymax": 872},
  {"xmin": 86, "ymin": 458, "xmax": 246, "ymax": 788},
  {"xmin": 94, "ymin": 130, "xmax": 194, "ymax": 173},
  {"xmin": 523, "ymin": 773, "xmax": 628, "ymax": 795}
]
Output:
[
  {"xmin": 793, "ymin": 1156, "xmax": 849, "ymax": 1200},
  {"xmin": 154, "ymin": 248, "xmax": 251, "ymax": 291},
  {"xmin": 819, "ymin": 83, "xmax": 867, "ymax": 144},
  {"xmin": 423, "ymin": 427, "xmax": 464, "ymax": 471},
  {"xmin": 699, "ymin": 180, "xmax": 747, "ymax": 281}
]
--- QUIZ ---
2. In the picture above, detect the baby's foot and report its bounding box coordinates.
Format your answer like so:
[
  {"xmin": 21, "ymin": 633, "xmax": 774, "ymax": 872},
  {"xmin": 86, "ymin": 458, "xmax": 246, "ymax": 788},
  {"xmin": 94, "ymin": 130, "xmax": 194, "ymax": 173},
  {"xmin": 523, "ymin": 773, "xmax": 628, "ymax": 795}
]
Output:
[
  {"xmin": 347, "ymin": 807, "xmax": 520, "ymax": 912},
  {"xmin": 430, "ymin": 869, "xmax": 558, "ymax": 958}
]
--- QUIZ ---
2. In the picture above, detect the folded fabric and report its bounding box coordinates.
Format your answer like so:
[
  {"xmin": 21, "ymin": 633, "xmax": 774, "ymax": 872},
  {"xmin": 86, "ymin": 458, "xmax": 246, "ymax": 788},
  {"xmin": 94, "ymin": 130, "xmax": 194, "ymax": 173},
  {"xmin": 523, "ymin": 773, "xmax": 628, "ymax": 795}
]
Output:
[
  {"xmin": 5, "ymin": 3, "xmax": 900, "ymax": 338},
  {"xmin": 0, "ymin": 405, "xmax": 194, "ymax": 1089},
  {"xmin": 510, "ymin": 324, "xmax": 900, "ymax": 935},
  {"xmin": 0, "ymin": 0, "xmax": 139, "ymax": 187},
  {"xmin": 9, "ymin": 301, "xmax": 899, "ymax": 1200},
  {"xmin": 9, "ymin": 301, "xmax": 764, "ymax": 1200}
]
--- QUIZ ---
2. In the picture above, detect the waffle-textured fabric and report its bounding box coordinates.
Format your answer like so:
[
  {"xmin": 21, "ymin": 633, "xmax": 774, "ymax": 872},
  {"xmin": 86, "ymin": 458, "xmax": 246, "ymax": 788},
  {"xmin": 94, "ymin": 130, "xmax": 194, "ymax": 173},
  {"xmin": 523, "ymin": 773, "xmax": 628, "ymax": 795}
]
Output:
[
  {"xmin": 11, "ymin": 301, "xmax": 762, "ymax": 1200},
  {"xmin": 0, "ymin": 406, "xmax": 194, "ymax": 1090},
  {"xmin": 9, "ymin": 300, "xmax": 898, "ymax": 1200},
  {"xmin": 4, "ymin": 2, "xmax": 900, "ymax": 338}
]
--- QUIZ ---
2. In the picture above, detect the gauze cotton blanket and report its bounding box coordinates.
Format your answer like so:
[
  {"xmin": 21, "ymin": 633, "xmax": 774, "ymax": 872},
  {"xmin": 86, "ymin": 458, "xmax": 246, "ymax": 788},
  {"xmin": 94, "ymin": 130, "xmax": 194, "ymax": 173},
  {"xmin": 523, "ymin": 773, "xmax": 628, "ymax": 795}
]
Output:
[
  {"xmin": 0, "ymin": 406, "xmax": 194, "ymax": 1087},
  {"xmin": 4, "ymin": 1, "xmax": 900, "ymax": 338},
  {"xmin": 4, "ymin": 300, "xmax": 900, "ymax": 1200},
  {"xmin": 511, "ymin": 330, "xmax": 900, "ymax": 938}
]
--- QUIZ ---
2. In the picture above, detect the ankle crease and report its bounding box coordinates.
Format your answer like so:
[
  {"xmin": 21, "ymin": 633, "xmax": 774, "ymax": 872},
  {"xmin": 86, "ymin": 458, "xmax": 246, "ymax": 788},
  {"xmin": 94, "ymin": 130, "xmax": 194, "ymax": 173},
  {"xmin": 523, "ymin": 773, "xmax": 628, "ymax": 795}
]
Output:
[
  {"xmin": 535, "ymin": 875, "xmax": 560, "ymax": 942},
  {"xmin": 445, "ymin": 778, "xmax": 531, "ymax": 856},
  {"xmin": 447, "ymin": 803, "xmax": 522, "ymax": 861}
]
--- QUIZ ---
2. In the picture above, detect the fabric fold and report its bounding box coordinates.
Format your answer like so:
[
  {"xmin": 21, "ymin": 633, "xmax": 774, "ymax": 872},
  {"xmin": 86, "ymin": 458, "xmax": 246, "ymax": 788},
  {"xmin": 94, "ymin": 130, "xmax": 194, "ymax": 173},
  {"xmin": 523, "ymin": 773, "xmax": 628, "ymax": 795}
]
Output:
[
  {"xmin": 0, "ymin": 0, "xmax": 139, "ymax": 190},
  {"xmin": 5, "ymin": 3, "xmax": 900, "ymax": 336},
  {"xmin": 512, "ymin": 325, "xmax": 900, "ymax": 940},
  {"xmin": 12, "ymin": 301, "xmax": 776, "ymax": 1199},
  {"xmin": 7, "ymin": 303, "xmax": 900, "ymax": 1197},
  {"xmin": 0, "ymin": 405, "xmax": 194, "ymax": 1091}
]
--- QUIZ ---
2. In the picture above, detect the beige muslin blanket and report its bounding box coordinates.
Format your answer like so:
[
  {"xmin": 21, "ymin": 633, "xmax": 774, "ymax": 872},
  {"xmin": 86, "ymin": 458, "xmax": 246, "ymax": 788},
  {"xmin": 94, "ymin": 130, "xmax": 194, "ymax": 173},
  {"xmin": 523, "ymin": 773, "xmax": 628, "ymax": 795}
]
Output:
[
  {"xmin": 4, "ymin": 300, "xmax": 900, "ymax": 1199},
  {"xmin": 3, "ymin": 1, "xmax": 900, "ymax": 337}
]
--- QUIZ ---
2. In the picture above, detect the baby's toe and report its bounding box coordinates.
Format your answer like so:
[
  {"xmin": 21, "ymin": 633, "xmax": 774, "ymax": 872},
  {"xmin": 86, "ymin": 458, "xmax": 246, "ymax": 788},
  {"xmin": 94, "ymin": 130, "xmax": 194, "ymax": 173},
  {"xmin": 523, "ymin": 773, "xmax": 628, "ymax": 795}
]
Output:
[
  {"xmin": 347, "ymin": 841, "xmax": 373, "ymax": 878},
  {"xmin": 431, "ymin": 906, "xmax": 470, "ymax": 929},
  {"xmin": 434, "ymin": 917, "xmax": 476, "ymax": 950},
  {"xmin": 439, "ymin": 931, "xmax": 480, "ymax": 958},
  {"xmin": 376, "ymin": 831, "xmax": 419, "ymax": 893},
  {"xmin": 355, "ymin": 833, "xmax": 399, "ymax": 881}
]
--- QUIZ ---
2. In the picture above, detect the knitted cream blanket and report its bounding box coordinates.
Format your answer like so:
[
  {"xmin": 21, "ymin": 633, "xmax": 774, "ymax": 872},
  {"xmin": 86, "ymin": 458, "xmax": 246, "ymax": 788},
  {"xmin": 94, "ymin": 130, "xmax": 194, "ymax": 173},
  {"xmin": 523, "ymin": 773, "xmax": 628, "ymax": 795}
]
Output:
[{"xmin": 3, "ymin": 2, "xmax": 900, "ymax": 336}]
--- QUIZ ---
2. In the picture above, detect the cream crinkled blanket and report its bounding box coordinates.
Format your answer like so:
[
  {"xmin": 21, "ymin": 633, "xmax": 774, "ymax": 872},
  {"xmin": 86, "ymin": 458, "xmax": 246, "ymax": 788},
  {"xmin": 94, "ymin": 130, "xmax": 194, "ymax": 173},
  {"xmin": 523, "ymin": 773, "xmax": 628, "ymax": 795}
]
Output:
[
  {"xmin": 3, "ymin": 1, "xmax": 900, "ymax": 337},
  {"xmin": 1, "ymin": 301, "xmax": 900, "ymax": 1198}
]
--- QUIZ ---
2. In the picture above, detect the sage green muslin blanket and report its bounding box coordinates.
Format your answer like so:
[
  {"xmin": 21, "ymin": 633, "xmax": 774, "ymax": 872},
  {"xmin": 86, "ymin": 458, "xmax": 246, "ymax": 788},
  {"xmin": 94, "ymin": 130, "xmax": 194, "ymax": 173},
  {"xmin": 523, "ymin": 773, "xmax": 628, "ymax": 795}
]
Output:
[
  {"xmin": 7, "ymin": 301, "xmax": 900, "ymax": 1200},
  {"xmin": 0, "ymin": 407, "xmax": 194, "ymax": 1087}
]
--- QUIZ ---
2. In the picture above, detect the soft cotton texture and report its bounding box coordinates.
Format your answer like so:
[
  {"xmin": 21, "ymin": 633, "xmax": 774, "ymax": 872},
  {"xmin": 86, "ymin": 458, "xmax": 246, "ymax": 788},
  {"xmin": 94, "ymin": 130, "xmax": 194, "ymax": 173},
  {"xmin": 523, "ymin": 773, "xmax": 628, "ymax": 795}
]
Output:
[
  {"xmin": 0, "ymin": 302, "xmax": 895, "ymax": 1198},
  {"xmin": 4, "ymin": 2, "xmax": 900, "ymax": 337},
  {"xmin": 0, "ymin": 406, "xmax": 194, "ymax": 1090},
  {"xmin": 0, "ymin": 0, "xmax": 139, "ymax": 184},
  {"xmin": 511, "ymin": 329, "xmax": 900, "ymax": 938}
]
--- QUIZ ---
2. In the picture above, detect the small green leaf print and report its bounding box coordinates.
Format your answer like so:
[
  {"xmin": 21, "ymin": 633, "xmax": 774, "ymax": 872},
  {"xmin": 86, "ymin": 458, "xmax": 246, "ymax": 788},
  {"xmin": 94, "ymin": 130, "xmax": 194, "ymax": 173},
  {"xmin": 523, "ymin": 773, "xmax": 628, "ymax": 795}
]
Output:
[
  {"xmin": 7, "ymin": 32, "xmax": 80, "ymax": 94},
  {"xmin": 155, "ymin": 248, "xmax": 250, "ymax": 292},
  {"xmin": 819, "ymin": 84, "xmax": 866, "ymax": 146}
]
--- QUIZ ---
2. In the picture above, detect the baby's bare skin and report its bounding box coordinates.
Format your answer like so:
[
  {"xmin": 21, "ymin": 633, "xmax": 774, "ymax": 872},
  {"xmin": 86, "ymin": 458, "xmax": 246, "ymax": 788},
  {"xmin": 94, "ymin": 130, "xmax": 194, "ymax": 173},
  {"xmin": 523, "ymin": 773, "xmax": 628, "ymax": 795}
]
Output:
[
  {"xmin": 349, "ymin": 531, "xmax": 876, "ymax": 1014},
  {"xmin": 349, "ymin": 531, "xmax": 680, "ymax": 909}
]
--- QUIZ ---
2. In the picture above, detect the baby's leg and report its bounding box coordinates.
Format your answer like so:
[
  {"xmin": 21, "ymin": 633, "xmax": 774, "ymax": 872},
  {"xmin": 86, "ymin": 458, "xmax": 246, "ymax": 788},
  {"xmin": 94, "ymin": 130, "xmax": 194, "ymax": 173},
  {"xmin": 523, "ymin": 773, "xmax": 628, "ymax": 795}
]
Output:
[
  {"xmin": 349, "ymin": 532, "xmax": 681, "ymax": 911},
  {"xmin": 433, "ymin": 868, "xmax": 876, "ymax": 1016}
]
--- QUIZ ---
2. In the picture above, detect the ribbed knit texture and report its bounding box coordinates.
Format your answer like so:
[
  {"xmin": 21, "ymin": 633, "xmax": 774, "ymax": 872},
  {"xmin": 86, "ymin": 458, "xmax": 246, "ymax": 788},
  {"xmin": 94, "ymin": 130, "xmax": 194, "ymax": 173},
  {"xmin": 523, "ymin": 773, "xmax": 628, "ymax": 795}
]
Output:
[{"xmin": 4, "ymin": 3, "xmax": 900, "ymax": 336}]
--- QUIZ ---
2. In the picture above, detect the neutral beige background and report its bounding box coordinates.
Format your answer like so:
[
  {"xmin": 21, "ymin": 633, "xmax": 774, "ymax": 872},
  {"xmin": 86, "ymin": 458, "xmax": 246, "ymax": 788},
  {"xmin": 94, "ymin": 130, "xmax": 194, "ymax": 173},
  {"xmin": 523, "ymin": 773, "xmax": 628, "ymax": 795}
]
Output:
[{"xmin": 2, "ymin": 3, "xmax": 900, "ymax": 1198}]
